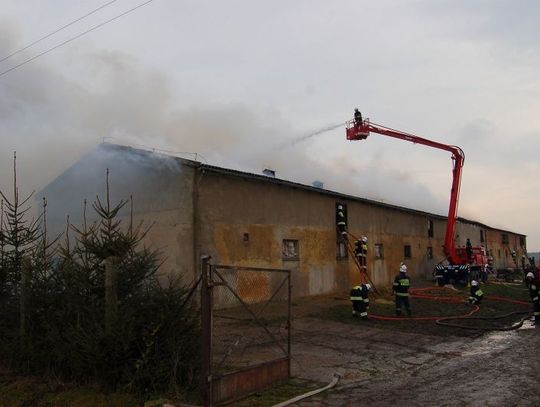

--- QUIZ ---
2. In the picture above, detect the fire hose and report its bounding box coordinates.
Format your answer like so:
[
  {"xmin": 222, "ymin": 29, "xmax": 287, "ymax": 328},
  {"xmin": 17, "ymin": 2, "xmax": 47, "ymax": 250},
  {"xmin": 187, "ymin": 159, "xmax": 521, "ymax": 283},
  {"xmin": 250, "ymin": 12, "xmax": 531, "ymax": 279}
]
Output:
[{"xmin": 369, "ymin": 287, "xmax": 532, "ymax": 330}]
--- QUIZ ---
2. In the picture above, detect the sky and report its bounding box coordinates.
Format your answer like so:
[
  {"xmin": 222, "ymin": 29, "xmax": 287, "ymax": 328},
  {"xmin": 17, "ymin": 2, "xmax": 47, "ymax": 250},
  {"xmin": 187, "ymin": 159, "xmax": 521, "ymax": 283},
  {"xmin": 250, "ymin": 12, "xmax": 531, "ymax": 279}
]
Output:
[{"xmin": 1, "ymin": 0, "xmax": 539, "ymax": 250}]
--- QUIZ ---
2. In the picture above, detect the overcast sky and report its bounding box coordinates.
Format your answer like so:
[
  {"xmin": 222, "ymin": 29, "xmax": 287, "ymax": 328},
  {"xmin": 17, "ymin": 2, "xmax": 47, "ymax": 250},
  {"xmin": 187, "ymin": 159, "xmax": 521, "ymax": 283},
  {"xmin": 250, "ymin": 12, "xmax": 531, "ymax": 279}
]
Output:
[{"xmin": 1, "ymin": 0, "xmax": 539, "ymax": 250}]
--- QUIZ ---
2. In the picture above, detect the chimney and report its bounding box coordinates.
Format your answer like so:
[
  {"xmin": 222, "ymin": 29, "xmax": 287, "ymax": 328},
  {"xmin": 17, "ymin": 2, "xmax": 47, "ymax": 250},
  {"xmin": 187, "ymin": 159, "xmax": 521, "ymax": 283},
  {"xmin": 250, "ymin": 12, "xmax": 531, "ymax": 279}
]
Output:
[
  {"xmin": 312, "ymin": 180, "xmax": 324, "ymax": 189},
  {"xmin": 262, "ymin": 168, "xmax": 276, "ymax": 178}
]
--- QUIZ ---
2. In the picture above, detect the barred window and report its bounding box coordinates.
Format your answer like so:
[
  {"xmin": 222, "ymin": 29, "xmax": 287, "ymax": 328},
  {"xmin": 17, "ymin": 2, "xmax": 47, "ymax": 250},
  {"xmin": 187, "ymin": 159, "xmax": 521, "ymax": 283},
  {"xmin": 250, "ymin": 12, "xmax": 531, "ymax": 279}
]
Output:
[{"xmin": 282, "ymin": 239, "xmax": 299, "ymax": 261}]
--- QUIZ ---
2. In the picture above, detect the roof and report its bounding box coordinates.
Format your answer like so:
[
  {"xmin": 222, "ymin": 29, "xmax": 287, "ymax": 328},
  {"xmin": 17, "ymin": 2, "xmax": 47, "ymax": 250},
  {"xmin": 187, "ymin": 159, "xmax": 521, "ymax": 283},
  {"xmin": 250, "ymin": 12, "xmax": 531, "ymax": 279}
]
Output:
[{"xmin": 41, "ymin": 143, "xmax": 525, "ymax": 237}]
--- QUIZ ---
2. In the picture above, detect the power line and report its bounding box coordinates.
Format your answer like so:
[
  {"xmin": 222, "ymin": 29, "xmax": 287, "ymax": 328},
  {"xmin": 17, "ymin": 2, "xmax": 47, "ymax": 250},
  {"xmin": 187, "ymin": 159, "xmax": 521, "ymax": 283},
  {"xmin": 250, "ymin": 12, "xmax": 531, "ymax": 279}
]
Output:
[
  {"xmin": 0, "ymin": 0, "xmax": 156, "ymax": 78},
  {"xmin": 0, "ymin": 0, "xmax": 120, "ymax": 64}
]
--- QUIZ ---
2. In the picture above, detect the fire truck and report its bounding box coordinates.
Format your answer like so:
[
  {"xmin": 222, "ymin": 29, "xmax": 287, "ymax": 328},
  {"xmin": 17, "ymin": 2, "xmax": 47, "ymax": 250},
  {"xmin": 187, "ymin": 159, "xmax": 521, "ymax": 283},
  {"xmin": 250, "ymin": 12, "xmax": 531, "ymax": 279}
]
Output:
[{"xmin": 346, "ymin": 115, "xmax": 487, "ymax": 285}]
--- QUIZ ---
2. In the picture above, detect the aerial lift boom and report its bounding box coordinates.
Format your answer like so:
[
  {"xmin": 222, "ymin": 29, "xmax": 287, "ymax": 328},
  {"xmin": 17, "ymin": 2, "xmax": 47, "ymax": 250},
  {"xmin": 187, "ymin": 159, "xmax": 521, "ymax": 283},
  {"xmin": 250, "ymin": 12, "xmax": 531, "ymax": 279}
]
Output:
[{"xmin": 346, "ymin": 117, "xmax": 470, "ymax": 267}]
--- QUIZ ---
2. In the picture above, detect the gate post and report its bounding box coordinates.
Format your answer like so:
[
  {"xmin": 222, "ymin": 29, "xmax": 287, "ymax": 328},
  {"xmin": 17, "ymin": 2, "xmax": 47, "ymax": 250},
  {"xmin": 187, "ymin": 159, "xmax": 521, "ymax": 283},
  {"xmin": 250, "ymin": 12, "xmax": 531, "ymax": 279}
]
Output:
[{"xmin": 201, "ymin": 255, "xmax": 212, "ymax": 406}]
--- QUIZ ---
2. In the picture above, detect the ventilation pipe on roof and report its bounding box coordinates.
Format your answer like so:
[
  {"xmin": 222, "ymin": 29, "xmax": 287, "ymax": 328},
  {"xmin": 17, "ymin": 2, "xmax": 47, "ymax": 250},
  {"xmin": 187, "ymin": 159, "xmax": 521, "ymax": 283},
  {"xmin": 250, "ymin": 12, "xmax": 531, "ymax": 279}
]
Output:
[{"xmin": 262, "ymin": 168, "xmax": 276, "ymax": 178}]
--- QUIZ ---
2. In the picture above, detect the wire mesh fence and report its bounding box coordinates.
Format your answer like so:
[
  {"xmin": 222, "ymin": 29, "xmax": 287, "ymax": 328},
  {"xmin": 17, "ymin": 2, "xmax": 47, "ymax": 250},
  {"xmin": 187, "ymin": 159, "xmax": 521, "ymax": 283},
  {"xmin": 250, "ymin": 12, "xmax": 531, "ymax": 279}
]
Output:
[
  {"xmin": 200, "ymin": 258, "xmax": 291, "ymax": 405},
  {"xmin": 211, "ymin": 265, "xmax": 290, "ymax": 374}
]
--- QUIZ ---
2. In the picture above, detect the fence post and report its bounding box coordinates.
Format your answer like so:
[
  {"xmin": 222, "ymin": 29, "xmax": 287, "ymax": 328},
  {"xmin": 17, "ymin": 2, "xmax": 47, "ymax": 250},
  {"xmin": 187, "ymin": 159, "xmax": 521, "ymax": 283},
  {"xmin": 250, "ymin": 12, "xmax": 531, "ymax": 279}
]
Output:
[
  {"xmin": 105, "ymin": 256, "xmax": 119, "ymax": 334},
  {"xmin": 201, "ymin": 255, "xmax": 212, "ymax": 406}
]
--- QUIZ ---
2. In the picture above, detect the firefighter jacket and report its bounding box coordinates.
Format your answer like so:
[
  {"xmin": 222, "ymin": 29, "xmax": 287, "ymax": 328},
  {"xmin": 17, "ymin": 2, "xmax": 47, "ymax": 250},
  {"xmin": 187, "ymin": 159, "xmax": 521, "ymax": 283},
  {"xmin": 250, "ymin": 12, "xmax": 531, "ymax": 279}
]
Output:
[
  {"xmin": 529, "ymin": 282, "xmax": 539, "ymax": 303},
  {"xmin": 469, "ymin": 286, "xmax": 484, "ymax": 304},
  {"xmin": 393, "ymin": 273, "xmax": 411, "ymax": 297},
  {"xmin": 361, "ymin": 242, "xmax": 368, "ymax": 255},
  {"xmin": 337, "ymin": 210, "xmax": 346, "ymax": 227},
  {"xmin": 360, "ymin": 285, "xmax": 370, "ymax": 309},
  {"xmin": 350, "ymin": 286, "xmax": 362, "ymax": 302}
]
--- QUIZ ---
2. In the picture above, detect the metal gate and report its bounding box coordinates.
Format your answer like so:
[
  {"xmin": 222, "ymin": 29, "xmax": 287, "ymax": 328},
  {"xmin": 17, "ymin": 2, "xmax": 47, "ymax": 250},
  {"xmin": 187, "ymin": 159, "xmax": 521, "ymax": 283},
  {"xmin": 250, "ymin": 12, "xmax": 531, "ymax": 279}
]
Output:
[{"xmin": 201, "ymin": 256, "xmax": 291, "ymax": 406}]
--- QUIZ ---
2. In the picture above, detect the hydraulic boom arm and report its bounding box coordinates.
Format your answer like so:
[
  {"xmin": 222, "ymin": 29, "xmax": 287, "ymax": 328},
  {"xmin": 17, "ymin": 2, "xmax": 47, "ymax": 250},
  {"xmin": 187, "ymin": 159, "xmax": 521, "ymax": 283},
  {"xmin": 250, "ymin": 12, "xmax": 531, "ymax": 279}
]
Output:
[{"xmin": 346, "ymin": 119, "xmax": 465, "ymax": 265}]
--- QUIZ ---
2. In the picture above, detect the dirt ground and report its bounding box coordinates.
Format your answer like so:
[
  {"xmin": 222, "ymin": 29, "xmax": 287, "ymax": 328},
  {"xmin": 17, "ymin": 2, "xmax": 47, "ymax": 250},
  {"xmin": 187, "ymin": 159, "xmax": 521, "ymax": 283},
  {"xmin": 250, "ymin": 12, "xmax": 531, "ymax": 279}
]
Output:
[{"xmin": 234, "ymin": 281, "xmax": 539, "ymax": 406}]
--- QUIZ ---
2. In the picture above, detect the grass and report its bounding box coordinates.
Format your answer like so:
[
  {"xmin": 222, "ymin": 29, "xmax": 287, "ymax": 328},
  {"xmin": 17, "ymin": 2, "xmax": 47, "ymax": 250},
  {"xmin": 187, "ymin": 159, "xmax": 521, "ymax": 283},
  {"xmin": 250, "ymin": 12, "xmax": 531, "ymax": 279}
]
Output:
[
  {"xmin": 0, "ymin": 368, "xmax": 143, "ymax": 407},
  {"xmin": 313, "ymin": 280, "xmax": 533, "ymax": 337}
]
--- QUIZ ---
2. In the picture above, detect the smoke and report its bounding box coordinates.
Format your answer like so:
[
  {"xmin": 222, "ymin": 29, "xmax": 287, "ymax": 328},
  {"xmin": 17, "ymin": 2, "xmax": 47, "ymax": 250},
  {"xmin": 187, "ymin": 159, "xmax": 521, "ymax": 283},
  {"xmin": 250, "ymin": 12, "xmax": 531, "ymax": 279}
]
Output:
[{"xmin": 0, "ymin": 28, "xmax": 446, "ymax": 223}]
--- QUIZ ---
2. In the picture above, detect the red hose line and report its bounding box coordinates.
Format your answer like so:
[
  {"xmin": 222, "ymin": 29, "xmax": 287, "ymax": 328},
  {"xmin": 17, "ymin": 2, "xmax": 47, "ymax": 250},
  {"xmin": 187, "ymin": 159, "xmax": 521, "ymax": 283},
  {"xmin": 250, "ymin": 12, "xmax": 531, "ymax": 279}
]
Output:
[{"xmin": 368, "ymin": 286, "xmax": 530, "ymax": 321}]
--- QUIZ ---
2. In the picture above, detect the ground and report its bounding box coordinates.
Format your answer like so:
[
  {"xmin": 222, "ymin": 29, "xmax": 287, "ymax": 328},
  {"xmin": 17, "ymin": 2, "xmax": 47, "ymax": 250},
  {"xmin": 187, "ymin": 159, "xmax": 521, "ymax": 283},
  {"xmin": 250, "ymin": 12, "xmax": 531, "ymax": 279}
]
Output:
[
  {"xmin": 237, "ymin": 281, "xmax": 540, "ymax": 407},
  {"xmin": 2, "ymin": 281, "xmax": 538, "ymax": 406}
]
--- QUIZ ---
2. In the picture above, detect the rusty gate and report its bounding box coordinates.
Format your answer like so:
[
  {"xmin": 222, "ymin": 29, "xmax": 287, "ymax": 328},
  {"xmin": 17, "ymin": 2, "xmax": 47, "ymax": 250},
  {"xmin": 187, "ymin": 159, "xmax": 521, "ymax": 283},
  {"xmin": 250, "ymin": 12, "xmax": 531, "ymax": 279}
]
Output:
[{"xmin": 200, "ymin": 256, "xmax": 291, "ymax": 406}]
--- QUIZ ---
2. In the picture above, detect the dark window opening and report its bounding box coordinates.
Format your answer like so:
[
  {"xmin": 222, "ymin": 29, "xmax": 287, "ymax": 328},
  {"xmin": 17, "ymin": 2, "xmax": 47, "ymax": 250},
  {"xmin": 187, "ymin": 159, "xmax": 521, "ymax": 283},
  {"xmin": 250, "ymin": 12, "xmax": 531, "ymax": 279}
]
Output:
[
  {"xmin": 502, "ymin": 233, "xmax": 509, "ymax": 244},
  {"xmin": 480, "ymin": 230, "xmax": 484, "ymax": 243},
  {"xmin": 428, "ymin": 220, "xmax": 434, "ymax": 238},
  {"xmin": 404, "ymin": 245, "xmax": 412, "ymax": 259},
  {"xmin": 427, "ymin": 246, "xmax": 433, "ymax": 260}
]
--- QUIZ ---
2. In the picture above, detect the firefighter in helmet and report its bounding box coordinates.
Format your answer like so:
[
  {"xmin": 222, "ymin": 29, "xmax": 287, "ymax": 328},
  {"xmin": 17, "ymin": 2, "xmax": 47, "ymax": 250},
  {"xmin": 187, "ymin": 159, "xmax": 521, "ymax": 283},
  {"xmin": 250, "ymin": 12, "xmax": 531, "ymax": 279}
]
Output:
[
  {"xmin": 393, "ymin": 263, "xmax": 412, "ymax": 316},
  {"xmin": 468, "ymin": 280, "xmax": 484, "ymax": 305},
  {"xmin": 350, "ymin": 283, "xmax": 372, "ymax": 319},
  {"xmin": 525, "ymin": 272, "xmax": 540, "ymax": 325}
]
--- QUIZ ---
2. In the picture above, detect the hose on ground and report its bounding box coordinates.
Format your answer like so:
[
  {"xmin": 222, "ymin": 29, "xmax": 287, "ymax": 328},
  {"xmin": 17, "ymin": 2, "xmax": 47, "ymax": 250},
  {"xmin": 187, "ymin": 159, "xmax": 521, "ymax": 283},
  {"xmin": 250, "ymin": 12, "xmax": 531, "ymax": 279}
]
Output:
[
  {"xmin": 435, "ymin": 311, "xmax": 532, "ymax": 331},
  {"xmin": 271, "ymin": 373, "xmax": 341, "ymax": 407}
]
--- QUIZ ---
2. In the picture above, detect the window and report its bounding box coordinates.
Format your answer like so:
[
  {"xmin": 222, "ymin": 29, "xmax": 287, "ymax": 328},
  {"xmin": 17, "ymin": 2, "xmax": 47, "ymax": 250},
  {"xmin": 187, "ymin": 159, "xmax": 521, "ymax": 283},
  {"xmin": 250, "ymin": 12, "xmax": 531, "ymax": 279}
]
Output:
[
  {"xmin": 337, "ymin": 241, "xmax": 348, "ymax": 260},
  {"xmin": 428, "ymin": 220, "xmax": 434, "ymax": 238},
  {"xmin": 282, "ymin": 239, "xmax": 299, "ymax": 261},
  {"xmin": 427, "ymin": 246, "xmax": 433, "ymax": 260},
  {"xmin": 374, "ymin": 243, "xmax": 384, "ymax": 259},
  {"xmin": 502, "ymin": 233, "xmax": 509, "ymax": 244},
  {"xmin": 480, "ymin": 230, "xmax": 484, "ymax": 243},
  {"xmin": 404, "ymin": 245, "xmax": 412, "ymax": 259},
  {"xmin": 520, "ymin": 236, "xmax": 525, "ymax": 246}
]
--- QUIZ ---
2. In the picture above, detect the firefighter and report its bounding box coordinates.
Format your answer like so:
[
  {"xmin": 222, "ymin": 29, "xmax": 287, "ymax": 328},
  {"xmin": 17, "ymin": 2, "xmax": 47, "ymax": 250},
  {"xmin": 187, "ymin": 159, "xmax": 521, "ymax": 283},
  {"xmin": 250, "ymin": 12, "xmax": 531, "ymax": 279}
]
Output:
[
  {"xmin": 393, "ymin": 263, "xmax": 412, "ymax": 316},
  {"xmin": 465, "ymin": 238, "xmax": 473, "ymax": 263},
  {"xmin": 361, "ymin": 236, "xmax": 368, "ymax": 268},
  {"xmin": 336, "ymin": 205, "xmax": 347, "ymax": 236},
  {"xmin": 353, "ymin": 239, "xmax": 363, "ymax": 262},
  {"xmin": 525, "ymin": 272, "xmax": 540, "ymax": 325},
  {"xmin": 468, "ymin": 280, "xmax": 484, "ymax": 305},
  {"xmin": 350, "ymin": 283, "xmax": 371, "ymax": 319},
  {"xmin": 354, "ymin": 108, "xmax": 363, "ymax": 125}
]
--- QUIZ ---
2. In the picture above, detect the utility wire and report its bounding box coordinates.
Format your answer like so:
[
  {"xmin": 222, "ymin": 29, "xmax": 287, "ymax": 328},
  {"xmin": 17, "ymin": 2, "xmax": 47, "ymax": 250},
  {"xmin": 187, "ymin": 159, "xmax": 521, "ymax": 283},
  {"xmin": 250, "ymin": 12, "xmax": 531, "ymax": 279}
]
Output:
[
  {"xmin": 0, "ymin": 0, "xmax": 156, "ymax": 78},
  {"xmin": 0, "ymin": 0, "xmax": 120, "ymax": 64}
]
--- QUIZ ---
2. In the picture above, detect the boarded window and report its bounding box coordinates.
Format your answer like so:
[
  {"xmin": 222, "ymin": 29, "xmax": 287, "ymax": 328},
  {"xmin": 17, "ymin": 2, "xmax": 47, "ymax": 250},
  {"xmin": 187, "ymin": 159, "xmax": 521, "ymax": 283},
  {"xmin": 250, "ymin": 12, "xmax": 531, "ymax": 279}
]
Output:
[
  {"xmin": 404, "ymin": 245, "xmax": 412, "ymax": 259},
  {"xmin": 374, "ymin": 243, "xmax": 384, "ymax": 259},
  {"xmin": 428, "ymin": 220, "xmax": 434, "ymax": 238},
  {"xmin": 282, "ymin": 239, "xmax": 299, "ymax": 260},
  {"xmin": 427, "ymin": 246, "xmax": 433, "ymax": 260}
]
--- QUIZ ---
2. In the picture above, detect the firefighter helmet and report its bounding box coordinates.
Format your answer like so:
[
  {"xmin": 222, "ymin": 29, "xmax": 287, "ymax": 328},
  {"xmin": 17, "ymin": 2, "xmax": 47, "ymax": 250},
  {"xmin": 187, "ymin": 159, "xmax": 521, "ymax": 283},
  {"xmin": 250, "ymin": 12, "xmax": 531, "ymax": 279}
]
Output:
[
  {"xmin": 400, "ymin": 263, "xmax": 407, "ymax": 273},
  {"xmin": 471, "ymin": 280, "xmax": 478, "ymax": 286},
  {"xmin": 361, "ymin": 236, "xmax": 368, "ymax": 243},
  {"xmin": 365, "ymin": 283, "xmax": 372, "ymax": 291},
  {"xmin": 526, "ymin": 272, "xmax": 535, "ymax": 279}
]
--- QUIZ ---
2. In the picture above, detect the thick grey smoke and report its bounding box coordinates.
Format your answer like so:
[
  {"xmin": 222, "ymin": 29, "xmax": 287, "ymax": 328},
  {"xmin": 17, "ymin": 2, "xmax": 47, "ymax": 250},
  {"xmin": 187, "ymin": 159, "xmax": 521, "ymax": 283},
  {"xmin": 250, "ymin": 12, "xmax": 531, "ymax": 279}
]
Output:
[{"xmin": 0, "ymin": 30, "xmax": 445, "ymax": 226}]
